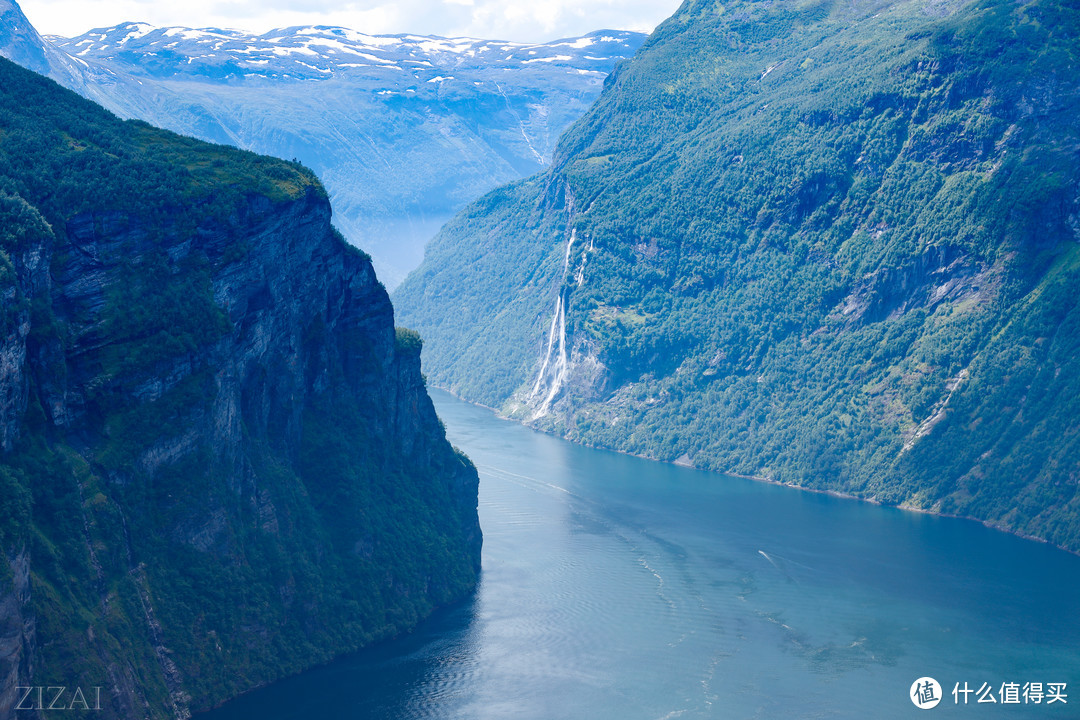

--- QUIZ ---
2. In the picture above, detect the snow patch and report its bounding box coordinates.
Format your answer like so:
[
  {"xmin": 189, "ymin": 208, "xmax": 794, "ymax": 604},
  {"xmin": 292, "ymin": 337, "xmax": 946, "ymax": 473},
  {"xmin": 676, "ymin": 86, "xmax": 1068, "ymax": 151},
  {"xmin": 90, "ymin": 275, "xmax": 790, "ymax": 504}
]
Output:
[
  {"xmin": 301, "ymin": 37, "xmax": 381, "ymax": 58},
  {"xmin": 523, "ymin": 55, "xmax": 572, "ymax": 64},
  {"xmin": 119, "ymin": 23, "xmax": 157, "ymax": 44},
  {"xmin": 550, "ymin": 36, "xmax": 597, "ymax": 49},
  {"xmin": 336, "ymin": 29, "xmax": 399, "ymax": 46},
  {"xmin": 272, "ymin": 46, "xmax": 318, "ymax": 56},
  {"xmin": 295, "ymin": 61, "xmax": 332, "ymax": 74}
]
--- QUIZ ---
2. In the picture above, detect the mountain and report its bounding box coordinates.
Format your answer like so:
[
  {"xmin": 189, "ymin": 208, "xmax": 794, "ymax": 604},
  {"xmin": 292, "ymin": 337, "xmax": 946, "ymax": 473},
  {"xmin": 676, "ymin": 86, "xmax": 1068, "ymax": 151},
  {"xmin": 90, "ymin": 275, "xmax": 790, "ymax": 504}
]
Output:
[
  {"xmin": 0, "ymin": 1, "xmax": 644, "ymax": 286},
  {"xmin": 0, "ymin": 0, "xmax": 89, "ymax": 86},
  {"xmin": 0, "ymin": 0, "xmax": 46, "ymax": 73},
  {"xmin": 0, "ymin": 56, "xmax": 480, "ymax": 718},
  {"xmin": 395, "ymin": 0, "xmax": 1080, "ymax": 552}
]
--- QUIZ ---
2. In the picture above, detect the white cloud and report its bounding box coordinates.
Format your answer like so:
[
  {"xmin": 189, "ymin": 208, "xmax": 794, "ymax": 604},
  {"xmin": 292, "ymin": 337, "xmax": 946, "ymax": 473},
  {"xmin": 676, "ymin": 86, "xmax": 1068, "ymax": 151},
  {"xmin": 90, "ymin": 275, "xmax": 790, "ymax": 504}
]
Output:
[{"xmin": 19, "ymin": 0, "xmax": 681, "ymax": 41}]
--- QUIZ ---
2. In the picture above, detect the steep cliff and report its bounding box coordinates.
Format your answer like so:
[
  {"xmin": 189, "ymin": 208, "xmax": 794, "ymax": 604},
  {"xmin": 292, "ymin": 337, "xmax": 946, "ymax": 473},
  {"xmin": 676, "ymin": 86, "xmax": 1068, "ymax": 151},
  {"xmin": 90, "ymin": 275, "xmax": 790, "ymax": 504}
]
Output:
[
  {"xmin": 395, "ymin": 0, "xmax": 1080, "ymax": 551},
  {"xmin": 0, "ymin": 56, "xmax": 480, "ymax": 719}
]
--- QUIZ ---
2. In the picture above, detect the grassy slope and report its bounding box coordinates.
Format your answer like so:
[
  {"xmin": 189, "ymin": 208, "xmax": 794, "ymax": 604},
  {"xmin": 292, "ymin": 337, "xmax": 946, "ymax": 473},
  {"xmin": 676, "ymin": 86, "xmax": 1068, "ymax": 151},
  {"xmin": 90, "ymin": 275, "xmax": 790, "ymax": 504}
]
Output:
[{"xmin": 396, "ymin": 0, "xmax": 1080, "ymax": 550}]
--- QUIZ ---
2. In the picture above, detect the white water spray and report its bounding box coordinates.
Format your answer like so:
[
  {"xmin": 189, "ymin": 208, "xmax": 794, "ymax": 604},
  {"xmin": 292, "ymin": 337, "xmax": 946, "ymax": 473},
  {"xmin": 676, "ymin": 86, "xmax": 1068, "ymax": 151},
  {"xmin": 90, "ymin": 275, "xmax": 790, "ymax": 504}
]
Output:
[{"xmin": 530, "ymin": 229, "xmax": 581, "ymax": 416}]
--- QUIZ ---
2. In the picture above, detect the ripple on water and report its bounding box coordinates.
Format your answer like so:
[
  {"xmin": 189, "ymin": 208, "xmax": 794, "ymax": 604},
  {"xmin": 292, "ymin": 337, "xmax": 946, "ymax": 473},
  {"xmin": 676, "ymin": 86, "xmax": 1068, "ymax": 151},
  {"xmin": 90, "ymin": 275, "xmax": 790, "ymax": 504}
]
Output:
[{"xmin": 196, "ymin": 392, "xmax": 1080, "ymax": 720}]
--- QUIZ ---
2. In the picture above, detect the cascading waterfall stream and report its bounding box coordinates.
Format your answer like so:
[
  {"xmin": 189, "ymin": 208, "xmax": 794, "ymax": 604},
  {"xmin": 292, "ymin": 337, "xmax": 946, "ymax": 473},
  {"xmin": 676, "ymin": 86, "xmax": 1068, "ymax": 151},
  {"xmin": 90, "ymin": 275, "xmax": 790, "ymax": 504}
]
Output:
[
  {"xmin": 530, "ymin": 228, "xmax": 591, "ymax": 418},
  {"xmin": 530, "ymin": 294, "xmax": 563, "ymax": 399}
]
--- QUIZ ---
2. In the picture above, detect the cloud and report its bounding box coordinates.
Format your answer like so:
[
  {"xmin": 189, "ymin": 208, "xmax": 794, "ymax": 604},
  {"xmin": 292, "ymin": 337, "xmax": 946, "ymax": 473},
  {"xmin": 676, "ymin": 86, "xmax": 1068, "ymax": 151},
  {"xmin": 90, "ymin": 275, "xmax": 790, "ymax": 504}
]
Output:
[
  {"xmin": 19, "ymin": 0, "xmax": 680, "ymax": 41},
  {"xmin": 441, "ymin": 0, "xmax": 676, "ymax": 39}
]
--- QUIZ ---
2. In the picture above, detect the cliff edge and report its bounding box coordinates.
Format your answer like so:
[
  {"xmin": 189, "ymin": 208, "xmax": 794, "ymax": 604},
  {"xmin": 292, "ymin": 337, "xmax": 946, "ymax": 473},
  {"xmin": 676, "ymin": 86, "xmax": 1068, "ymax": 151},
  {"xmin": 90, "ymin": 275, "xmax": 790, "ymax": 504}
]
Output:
[{"xmin": 0, "ymin": 57, "xmax": 480, "ymax": 718}]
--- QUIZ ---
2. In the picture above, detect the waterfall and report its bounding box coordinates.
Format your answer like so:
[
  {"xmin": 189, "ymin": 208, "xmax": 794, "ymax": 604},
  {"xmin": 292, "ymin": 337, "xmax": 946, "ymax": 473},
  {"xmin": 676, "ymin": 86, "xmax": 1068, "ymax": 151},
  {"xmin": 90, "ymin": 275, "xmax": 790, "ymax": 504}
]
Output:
[
  {"xmin": 530, "ymin": 294, "xmax": 562, "ymax": 399},
  {"xmin": 541, "ymin": 291, "xmax": 569, "ymax": 412},
  {"xmin": 530, "ymin": 229, "xmax": 581, "ymax": 416},
  {"xmin": 573, "ymin": 234, "xmax": 591, "ymax": 286}
]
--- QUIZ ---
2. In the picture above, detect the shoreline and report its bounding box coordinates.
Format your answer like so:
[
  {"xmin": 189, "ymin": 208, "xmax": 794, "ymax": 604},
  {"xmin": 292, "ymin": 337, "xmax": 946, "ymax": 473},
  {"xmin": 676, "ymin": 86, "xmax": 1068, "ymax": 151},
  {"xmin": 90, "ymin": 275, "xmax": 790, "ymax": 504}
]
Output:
[{"xmin": 429, "ymin": 384, "xmax": 1075, "ymax": 558}]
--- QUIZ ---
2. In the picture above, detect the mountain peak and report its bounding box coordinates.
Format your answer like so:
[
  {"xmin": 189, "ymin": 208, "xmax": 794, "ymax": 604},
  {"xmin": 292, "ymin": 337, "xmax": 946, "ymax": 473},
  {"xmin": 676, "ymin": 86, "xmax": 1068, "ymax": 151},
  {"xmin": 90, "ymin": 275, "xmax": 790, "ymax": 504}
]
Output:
[{"xmin": 0, "ymin": 0, "xmax": 49, "ymax": 74}]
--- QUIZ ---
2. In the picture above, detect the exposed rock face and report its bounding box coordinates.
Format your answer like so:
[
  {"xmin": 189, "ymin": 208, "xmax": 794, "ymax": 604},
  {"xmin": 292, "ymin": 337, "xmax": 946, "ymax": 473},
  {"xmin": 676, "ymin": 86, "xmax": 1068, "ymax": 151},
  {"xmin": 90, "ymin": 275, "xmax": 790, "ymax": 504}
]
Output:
[
  {"xmin": 0, "ymin": 550, "xmax": 33, "ymax": 719},
  {"xmin": 49, "ymin": 187, "xmax": 480, "ymax": 533},
  {"xmin": 0, "ymin": 292, "xmax": 28, "ymax": 452},
  {"xmin": 836, "ymin": 245, "xmax": 990, "ymax": 326},
  {"xmin": 0, "ymin": 57, "xmax": 480, "ymax": 718},
  {"xmin": 0, "ymin": 194, "xmax": 50, "ymax": 451}
]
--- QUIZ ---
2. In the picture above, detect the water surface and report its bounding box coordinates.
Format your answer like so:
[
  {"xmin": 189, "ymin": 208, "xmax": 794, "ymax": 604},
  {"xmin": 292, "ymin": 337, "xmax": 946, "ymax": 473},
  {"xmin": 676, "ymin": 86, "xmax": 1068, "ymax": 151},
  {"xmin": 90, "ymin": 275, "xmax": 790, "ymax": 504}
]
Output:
[{"xmin": 201, "ymin": 389, "xmax": 1080, "ymax": 719}]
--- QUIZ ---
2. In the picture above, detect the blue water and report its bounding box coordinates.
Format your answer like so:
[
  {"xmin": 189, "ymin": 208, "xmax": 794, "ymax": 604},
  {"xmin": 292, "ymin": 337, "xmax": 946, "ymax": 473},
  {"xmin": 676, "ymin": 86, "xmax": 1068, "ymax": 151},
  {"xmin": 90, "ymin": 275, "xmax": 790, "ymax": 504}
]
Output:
[{"xmin": 199, "ymin": 389, "xmax": 1080, "ymax": 719}]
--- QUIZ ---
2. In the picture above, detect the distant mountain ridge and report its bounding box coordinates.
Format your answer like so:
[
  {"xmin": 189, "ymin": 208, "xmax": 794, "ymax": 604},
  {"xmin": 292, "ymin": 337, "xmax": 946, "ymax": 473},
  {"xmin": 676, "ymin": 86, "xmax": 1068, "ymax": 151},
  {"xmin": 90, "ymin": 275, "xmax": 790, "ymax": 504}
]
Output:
[
  {"xmin": 0, "ymin": 0, "xmax": 644, "ymax": 285},
  {"xmin": 52, "ymin": 22, "xmax": 635, "ymax": 82}
]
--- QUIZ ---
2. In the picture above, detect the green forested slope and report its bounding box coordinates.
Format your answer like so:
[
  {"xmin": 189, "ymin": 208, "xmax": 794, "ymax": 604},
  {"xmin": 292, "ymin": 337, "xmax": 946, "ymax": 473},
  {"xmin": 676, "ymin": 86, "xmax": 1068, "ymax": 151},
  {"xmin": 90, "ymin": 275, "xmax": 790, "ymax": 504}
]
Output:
[
  {"xmin": 395, "ymin": 0, "xmax": 1080, "ymax": 550},
  {"xmin": 0, "ymin": 57, "xmax": 480, "ymax": 718}
]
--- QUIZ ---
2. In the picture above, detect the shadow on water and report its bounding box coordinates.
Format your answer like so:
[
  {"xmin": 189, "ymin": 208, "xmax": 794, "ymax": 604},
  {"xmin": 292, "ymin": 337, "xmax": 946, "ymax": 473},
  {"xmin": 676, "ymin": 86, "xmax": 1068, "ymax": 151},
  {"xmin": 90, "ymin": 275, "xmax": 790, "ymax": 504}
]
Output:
[
  {"xmin": 196, "ymin": 391, "xmax": 1080, "ymax": 720},
  {"xmin": 196, "ymin": 590, "xmax": 482, "ymax": 720}
]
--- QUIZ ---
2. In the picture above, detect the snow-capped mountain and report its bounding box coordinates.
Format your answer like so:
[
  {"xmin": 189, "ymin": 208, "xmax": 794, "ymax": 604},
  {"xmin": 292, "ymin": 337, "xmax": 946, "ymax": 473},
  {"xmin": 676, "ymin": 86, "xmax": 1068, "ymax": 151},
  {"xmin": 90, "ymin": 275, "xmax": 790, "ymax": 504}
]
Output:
[
  {"xmin": 0, "ymin": 0, "xmax": 99, "ymax": 87},
  {"xmin": 0, "ymin": 0, "xmax": 48, "ymax": 72},
  {"xmin": 1, "ymin": 2, "xmax": 644, "ymax": 285},
  {"xmin": 53, "ymin": 22, "xmax": 635, "ymax": 82}
]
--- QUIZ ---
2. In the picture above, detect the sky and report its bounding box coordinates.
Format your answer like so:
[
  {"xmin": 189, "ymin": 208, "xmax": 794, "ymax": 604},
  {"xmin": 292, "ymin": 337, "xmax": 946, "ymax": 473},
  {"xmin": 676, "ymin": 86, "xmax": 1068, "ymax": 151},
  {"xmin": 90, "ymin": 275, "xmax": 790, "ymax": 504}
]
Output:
[{"xmin": 19, "ymin": 0, "xmax": 684, "ymax": 42}]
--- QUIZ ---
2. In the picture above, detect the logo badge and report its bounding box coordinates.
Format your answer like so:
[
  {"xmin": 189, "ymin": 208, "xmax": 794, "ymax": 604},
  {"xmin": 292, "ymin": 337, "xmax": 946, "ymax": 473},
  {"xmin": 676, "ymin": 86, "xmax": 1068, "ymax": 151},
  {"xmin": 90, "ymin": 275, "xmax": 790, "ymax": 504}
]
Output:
[{"xmin": 911, "ymin": 677, "xmax": 943, "ymax": 709}]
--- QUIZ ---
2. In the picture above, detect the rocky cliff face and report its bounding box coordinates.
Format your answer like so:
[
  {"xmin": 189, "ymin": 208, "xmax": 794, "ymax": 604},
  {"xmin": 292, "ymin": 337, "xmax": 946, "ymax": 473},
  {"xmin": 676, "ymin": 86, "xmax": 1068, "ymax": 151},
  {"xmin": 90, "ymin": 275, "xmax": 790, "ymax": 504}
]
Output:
[
  {"xmin": 0, "ymin": 57, "xmax": 480, "ymax": 718},
  {"xmin": 0, "ymin": 550, "xmax": 32, "ymax": 718}
]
